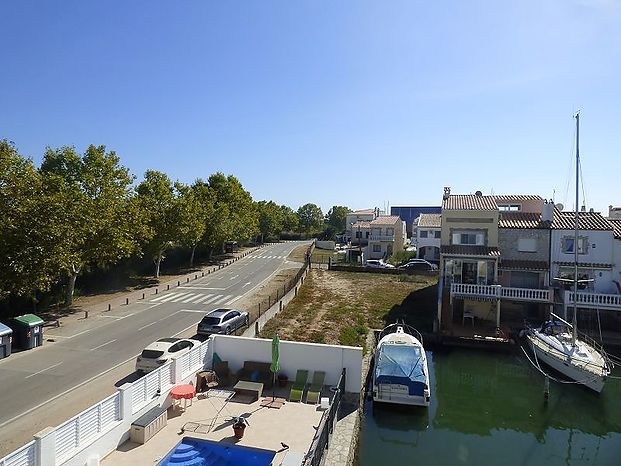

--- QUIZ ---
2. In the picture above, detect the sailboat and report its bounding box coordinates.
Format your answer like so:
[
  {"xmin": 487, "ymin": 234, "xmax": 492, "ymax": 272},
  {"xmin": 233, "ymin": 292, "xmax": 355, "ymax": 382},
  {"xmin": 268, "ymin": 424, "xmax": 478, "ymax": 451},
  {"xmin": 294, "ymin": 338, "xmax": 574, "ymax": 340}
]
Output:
[{"xmin": 525, "ymin": 113, "xmax": 612, "ymax": 393}]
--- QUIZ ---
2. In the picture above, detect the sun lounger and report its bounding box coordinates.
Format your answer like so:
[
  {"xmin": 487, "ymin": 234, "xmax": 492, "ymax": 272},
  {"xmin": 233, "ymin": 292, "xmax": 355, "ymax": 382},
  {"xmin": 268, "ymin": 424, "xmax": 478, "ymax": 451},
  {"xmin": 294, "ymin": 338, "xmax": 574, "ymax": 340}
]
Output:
[
  {"xmin": 288, "ymin": 369, "xmax": 308, "ymax": 402},
  {"xmin": 305, "ymin": 371, "xmax": 326, "ymax": 404}
]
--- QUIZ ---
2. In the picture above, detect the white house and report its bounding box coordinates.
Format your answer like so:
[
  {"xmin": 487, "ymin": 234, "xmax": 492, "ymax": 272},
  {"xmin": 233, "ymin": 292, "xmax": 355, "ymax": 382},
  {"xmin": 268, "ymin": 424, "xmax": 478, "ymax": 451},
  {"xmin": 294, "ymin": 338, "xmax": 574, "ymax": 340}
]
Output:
[
  {"xmin": 346, "ymin": 208, "xmax": 378, "ymax": 244},
  {"xmin": 367, "ymin": 216, "xmax": 405, "ymax": 260},
  {"xmin": 609, "ymin": 219, "xmax": 621, "ymax": 292},
  {"xmin": 415, "ymin": 213, "xmax": 441, "ymax": 261},
  {"xmin": 550, "ymin": 209, "xmax": 616, "ymax": 294}
]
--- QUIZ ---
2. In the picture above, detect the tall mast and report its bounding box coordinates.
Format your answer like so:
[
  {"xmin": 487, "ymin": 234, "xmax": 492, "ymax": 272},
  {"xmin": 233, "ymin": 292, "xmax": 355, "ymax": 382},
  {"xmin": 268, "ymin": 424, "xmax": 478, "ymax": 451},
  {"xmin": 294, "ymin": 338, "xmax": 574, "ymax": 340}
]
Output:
[{"xmin": 573, "ymin": 112, "xmax": 580, "ymax": 345}]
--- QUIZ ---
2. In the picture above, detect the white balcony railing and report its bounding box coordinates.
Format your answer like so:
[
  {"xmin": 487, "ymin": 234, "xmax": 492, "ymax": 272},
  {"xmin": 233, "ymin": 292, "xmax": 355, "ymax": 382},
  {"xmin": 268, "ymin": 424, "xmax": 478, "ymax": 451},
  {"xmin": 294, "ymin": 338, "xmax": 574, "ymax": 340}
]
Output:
[
  {"xmin": 369, "ymin": 235, "xmax": 395, "ymax": 242},
  {"xmin": 565, "ymin": 291, "xmax": 621, "ymax": 311},
  {"xmin": 451, "ymin": 283, "xmax": 552, "ymax": 303}
]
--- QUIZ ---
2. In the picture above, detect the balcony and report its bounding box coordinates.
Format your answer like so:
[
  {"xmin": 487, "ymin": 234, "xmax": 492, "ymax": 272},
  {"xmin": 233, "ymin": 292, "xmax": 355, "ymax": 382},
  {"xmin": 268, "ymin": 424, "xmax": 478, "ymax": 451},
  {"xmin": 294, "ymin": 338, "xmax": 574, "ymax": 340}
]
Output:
[
  {"xmin": 565, "ymin": 290, "xmax": 621, "ymax": 311},
  {"xmin": 369, "ymin": 234, "xmax": 395, "ymax": 242},
  {"xmin": 451, "ymin": 283, "xmax": 552, "ymax": 303}
]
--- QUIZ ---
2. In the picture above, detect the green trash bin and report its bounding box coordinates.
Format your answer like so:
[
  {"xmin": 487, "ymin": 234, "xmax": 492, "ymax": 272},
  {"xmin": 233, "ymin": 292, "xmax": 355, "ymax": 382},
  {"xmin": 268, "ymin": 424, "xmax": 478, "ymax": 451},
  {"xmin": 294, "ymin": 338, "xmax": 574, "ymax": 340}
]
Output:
[{"xmin": 10, "ymin": 314, "xmax": 44, "ymax": 350}]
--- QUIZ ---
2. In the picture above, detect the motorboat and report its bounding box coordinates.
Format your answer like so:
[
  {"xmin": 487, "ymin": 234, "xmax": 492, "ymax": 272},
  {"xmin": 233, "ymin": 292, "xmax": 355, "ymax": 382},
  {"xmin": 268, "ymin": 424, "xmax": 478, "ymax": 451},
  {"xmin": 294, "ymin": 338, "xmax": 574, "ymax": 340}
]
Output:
[{"xmin": 372, "ymin": 323, "xmax": 430, "ymax": 406}]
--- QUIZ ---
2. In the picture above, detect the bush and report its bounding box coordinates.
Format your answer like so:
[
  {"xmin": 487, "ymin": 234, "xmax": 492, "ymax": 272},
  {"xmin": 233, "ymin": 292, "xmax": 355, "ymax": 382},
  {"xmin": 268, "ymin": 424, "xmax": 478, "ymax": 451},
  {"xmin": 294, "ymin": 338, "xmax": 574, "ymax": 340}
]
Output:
[{"xmin": 387, "ymin": 250, "xmax": 417, "ymax": 266}]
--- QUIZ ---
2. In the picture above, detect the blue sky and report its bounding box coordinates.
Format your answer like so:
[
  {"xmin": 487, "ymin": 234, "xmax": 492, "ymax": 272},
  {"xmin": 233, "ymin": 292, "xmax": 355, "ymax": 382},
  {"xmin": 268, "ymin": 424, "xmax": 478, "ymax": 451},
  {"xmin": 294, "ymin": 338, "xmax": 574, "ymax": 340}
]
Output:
[{"xmin": 1, "ymin": 1, "xmax": 620, "ymax": 214}]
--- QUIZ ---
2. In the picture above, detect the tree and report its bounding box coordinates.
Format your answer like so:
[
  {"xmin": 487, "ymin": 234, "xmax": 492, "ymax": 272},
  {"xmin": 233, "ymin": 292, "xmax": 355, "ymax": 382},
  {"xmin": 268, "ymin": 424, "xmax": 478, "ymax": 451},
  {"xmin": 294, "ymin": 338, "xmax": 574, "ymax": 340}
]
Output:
[
  {"xmin": 256, "ymin": 200, "xmax": 283, "ymax": 243},
  {"xmin": 297, "ymin": 203, "xmax": 323, "ymax": 235},
  {"xmin": 40, "ymin": 145, "xmax": 142, "ymax": 305},
  {"xmin": 0, "ymin": 141, "xmax": 65, "ymax": 304},
  {"xmin": 135, "ymin": 170, "xmax": 179, "ymax": 278},
  {"xmin": 175, "ymin": 182, "xmax": 207, "ymax": 267},
  {"xmin": 324, "ymin": 205, "xmax": 351, "ymax": 239},
  {"xmin": 280, "ymin": 205, "xmax": 299, "ymax": 232}
]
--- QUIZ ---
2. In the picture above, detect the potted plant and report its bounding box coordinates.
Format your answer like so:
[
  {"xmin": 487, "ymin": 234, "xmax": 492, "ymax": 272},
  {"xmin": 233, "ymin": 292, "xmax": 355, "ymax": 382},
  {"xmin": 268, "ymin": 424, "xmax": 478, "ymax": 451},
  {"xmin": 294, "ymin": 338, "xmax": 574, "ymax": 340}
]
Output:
[{"xmin": 231, "ymin": 416, "xmax": 249, "ymax": 439}]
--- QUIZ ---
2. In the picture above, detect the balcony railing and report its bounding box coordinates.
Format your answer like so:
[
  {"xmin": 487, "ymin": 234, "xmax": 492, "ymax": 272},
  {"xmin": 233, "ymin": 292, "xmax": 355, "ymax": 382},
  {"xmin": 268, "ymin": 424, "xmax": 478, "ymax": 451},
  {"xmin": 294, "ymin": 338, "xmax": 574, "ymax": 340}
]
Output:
[
  {"xmin": 451, "ymin": 283, "xmax": 552, "ymax": 303},
  {"xmin": 565, "ymin": 291, "xmax": 621, "ymax": 310},
  {"xmin": 369, "ymin": 235, "xmax": 395, "ymax": 241}
]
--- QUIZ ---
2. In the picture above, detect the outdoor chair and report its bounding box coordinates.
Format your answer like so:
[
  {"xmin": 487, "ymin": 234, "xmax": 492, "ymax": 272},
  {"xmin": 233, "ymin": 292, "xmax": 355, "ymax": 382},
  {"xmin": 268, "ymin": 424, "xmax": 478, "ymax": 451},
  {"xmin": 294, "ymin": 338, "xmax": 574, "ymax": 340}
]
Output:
[
  {"xmin": 305, "ymin": 371, "xmax": 326, "ymax": 404},
  {"xmin": 288, "ymin": 369, "xmax": 309, "ymax": 402},
  {"xmin": 214, "ymin": 361, "xmax": 232, "ymax": 387}
]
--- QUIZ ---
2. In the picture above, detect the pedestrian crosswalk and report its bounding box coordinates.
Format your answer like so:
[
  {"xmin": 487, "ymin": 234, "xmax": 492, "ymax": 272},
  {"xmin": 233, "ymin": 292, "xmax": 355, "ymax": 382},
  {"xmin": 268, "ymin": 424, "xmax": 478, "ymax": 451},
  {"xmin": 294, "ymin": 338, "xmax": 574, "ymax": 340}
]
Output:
[
  {"xmin": 251, "ymin": 255, "xmax": 285, "ymax": 259},
  {"xmin": 149, "ymin": 291, "xmax": 237, "ymax": 306}
]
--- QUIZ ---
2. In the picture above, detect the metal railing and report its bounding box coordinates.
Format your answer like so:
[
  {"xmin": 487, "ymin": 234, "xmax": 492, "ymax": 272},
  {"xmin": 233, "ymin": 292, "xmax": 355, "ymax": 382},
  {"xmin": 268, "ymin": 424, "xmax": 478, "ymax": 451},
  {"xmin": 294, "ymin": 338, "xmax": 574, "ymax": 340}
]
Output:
[
  {"xmin": 451, "ymin": 283, "xmax": 552, "ymax": 302},
  {"xmin": 304, "ymin": 368, "xmax": 346, "ymax": 466},
  {"xmin": 565, "ymin": 290, "xmax": 621, "ymax": 310}
]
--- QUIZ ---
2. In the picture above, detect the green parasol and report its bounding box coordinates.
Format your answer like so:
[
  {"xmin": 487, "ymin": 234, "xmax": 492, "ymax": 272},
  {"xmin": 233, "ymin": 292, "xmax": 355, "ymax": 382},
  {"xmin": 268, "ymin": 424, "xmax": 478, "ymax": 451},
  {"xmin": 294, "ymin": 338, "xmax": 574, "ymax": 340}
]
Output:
[{"xmin": 270, "ymin": 333, "xmax": 280, "ymax": 400}]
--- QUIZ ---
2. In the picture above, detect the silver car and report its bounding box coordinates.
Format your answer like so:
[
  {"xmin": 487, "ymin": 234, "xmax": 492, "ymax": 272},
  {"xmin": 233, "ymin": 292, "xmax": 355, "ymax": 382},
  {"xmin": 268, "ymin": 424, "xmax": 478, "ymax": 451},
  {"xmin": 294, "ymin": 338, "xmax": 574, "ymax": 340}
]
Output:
[{"xmin": 197, "ymin": 308, "xmax": 249, "ymax": 336}]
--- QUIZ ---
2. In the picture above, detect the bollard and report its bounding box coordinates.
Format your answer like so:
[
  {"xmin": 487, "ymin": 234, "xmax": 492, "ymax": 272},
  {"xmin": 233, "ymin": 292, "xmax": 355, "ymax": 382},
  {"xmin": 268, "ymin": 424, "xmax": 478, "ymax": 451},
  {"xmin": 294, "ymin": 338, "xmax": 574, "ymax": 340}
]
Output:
[
  {"xmin": 279, "ymin": 301, "xmax": 283, "ymax": 311},
  {"xmin": 295, "ymin": 287, "xmax": 298, "ymax": 297},
  {"xmin": 84, "ymin": 310, "xmax": 89, "ymax": 319},
  {"xmin": 268, "ymin": 296, "xmax": 271, "ymax": 307},
  {"xmin": 142, "ymin": 293, "xmax": 145, "ymax": 300},
  {"xmin": 202, "ymin": 272, "xmax": 204, "ymax": 277},
  {"xmin": 107, "ymin": 304, "xmax": 111, "ymax": 311},
  {"xmin": 125, "ymin": 298, "xmax": 129, "ymax": 305},
  {"xmin": 195, "ymin": 274, "xmax": 198, "ymax": 279},
  {"xmin": 178, "ymin": 281, "xmax": 181, "ymax": 286},
  {"xmin": 208, "ymin": 270, "xmax": 210, "ymax": 274},
  {"xmin": 155, "ymin": 288, "xmax": 158, "ymax": 294},
  {"xmin": 167, "ymin": 284, "xmax": 170, "ymax": 290},
  {"xmin": 255, "ymin": 321, "xmax": 259, "ymax": 337}
]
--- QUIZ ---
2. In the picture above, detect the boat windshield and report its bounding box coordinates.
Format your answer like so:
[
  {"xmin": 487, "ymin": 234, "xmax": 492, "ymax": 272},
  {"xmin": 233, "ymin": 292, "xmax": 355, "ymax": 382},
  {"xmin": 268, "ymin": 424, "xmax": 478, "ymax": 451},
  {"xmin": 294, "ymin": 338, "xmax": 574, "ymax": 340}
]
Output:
[{"xmin": 376, "ymin": 344, "xmax": 425, "ymax": 383}]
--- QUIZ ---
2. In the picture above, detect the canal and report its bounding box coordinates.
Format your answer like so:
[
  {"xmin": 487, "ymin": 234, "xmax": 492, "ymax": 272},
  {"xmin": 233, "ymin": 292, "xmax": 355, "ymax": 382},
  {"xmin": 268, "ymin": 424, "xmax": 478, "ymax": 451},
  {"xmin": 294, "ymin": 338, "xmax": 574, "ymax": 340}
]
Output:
[{"xmin": 357, "ymin": 348, "xmax": 621, "ymax": 466}]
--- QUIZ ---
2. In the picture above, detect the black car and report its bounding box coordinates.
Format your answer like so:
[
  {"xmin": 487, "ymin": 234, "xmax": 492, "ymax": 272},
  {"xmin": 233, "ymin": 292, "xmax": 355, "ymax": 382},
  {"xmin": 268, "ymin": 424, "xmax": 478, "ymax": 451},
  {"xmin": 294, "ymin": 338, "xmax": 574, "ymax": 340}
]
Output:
[
  {"xmin": 197, "ymin": 308, "xmax": 250, "ymax": 336},
  {"xmin": 398, "ymin": 260, "xmax": 435, "ymax": 272}
]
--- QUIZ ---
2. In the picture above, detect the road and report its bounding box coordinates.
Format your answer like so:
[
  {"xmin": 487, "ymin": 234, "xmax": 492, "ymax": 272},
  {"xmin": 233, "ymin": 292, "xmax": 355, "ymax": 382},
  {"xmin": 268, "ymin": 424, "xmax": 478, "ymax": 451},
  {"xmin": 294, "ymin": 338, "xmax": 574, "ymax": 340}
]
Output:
[{"xmin": 0, "ymin": 242, "xmax": 305, "ymax": 435}]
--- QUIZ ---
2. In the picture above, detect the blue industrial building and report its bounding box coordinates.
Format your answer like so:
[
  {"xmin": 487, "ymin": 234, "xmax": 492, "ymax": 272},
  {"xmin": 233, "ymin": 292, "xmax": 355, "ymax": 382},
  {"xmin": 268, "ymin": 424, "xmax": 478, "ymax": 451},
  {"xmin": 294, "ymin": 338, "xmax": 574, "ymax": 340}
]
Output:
[{"xmin": 390, "ymin": 206, "xmax": 441, "ymax": 236}]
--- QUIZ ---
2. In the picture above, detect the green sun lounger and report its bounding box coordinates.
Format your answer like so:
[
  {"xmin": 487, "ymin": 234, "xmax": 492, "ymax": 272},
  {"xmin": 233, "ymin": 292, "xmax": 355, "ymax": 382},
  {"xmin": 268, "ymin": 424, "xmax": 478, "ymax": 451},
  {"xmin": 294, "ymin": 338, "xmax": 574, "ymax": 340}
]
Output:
[
  {"xmin": 306, "ymin": 371, "xmax": 326, "ymax": 404},
  {"xmin": 289, "ymin": 369, "xmax": 309, "ymax": 402}
]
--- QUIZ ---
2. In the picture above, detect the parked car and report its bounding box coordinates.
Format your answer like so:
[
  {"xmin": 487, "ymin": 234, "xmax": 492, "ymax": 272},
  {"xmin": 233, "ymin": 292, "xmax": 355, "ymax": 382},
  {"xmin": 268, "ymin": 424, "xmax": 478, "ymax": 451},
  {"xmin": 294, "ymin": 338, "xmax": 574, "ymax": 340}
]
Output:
[
  {"xmin": 196, "ymin": 308, "xmax": 249, "ymax": 336},
  {"xmin": 399, "ymin": 259, "xmax": 437, "ymax": 271},
  {"xmin": 135, "ymin": 337, "xmax": 201, "ymax": 374},
  {"xmin": 365, "ymin": 259, "xmax": 395, "ymax": 269}
]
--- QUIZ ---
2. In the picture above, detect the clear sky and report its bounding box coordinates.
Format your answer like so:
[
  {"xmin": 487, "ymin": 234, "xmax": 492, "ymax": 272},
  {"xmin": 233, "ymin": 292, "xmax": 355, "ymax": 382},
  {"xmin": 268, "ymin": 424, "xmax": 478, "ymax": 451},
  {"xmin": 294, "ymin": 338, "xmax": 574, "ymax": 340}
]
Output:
[{"xmin": 1, "ymin": 1, "xmax": 620, "ymax": 214}]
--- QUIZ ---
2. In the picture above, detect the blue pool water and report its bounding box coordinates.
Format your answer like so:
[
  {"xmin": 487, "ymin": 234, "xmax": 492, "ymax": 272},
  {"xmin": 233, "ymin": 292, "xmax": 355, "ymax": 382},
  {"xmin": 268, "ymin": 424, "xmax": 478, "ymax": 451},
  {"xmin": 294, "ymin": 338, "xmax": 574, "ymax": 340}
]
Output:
[{"xmin": 158, "ymin": 437, "xmax": 276, "ymax": 466}]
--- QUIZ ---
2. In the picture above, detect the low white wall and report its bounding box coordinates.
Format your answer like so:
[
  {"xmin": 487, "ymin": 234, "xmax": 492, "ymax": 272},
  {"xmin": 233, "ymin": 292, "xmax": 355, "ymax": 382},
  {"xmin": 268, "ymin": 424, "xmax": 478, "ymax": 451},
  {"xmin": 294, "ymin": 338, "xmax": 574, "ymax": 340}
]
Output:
[
  {"xmin": 316, "ymin": 240, "xmax": 336, "ymax": 250},
  {"xmin": 209, "ymin": 335, "xmax": 363, "ymax": 394}
]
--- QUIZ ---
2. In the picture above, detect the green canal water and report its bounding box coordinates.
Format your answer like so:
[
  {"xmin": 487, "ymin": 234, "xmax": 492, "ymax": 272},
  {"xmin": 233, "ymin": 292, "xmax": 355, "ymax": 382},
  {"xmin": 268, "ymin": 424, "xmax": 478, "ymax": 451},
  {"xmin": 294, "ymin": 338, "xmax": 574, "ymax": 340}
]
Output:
[{"xmin": 357, "ymin": 348, "xmax": 621, "ymax": 466}]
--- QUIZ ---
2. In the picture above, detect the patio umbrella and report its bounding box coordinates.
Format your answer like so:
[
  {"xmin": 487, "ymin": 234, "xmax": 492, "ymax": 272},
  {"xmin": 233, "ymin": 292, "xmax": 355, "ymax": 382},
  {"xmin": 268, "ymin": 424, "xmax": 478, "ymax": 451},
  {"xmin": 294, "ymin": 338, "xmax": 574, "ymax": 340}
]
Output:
[{"xmin": 270, "ymin": 333, "xmax": 280, "ymax": 400}]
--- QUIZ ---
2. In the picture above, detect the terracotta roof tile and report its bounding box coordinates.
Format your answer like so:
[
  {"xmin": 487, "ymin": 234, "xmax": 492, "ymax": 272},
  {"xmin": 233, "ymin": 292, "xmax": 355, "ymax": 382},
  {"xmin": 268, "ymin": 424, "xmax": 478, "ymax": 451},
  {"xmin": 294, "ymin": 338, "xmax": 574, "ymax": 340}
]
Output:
[
  {"xmin": 551, "ymin": 208, "xmax": 613, "ymax": 231},
  {"xmin": 500, "ymin": 259, "xmax": 549, "ymax": 271},
  {"xmin": 609, "ymin": 219, "xmax": 621, "ymax": 239},
  {"xmin": 352, "ymin": 208, "xmax": 375, "ymax": 215},
  {"xmin": 499, "ymin": 212, "xmax": 549, "ymax": 229},
  {"xmin": 440, "ymin": 245, "xmax": 500, "ymax": 256},
  {"xmin": 417, "ymin": 214, "xmax": 442, "ymax": 228},
  {"xmin": 442, "ymin": 195, "xmax": 497, "ymax": 211},
  {"xmin": 350, "ymin": 221, "xmax": 371, "ymax": 228},
  {"xmin": 370, "ymin": 216, "xmax": 401, "ymax": 226}
]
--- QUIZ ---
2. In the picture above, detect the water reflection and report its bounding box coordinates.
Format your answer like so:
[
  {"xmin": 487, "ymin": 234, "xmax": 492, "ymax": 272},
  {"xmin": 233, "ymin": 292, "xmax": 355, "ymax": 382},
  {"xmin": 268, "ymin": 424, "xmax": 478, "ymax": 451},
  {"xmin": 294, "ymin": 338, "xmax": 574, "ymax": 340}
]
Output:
[{"xmin": 357, "ymin": 348, "xmax": 621, "ymax": 466}]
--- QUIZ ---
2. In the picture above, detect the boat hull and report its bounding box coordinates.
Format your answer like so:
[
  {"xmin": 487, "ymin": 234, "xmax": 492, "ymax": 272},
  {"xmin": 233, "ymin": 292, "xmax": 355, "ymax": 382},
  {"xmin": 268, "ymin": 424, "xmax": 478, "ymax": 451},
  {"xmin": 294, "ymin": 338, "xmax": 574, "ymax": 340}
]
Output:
[
  {"xmin": 373, "ymin": 385, "xmax": 430, "ymax": 407},
  {"xmin": 527, "ymin": 334, "xmax": 606, "ymax": 393}
]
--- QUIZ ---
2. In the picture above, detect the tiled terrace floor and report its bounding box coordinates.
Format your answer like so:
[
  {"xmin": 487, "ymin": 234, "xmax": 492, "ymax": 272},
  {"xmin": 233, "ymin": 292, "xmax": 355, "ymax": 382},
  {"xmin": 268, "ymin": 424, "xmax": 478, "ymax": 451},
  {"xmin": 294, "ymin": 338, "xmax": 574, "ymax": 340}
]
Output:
[{"xmin": 104, "ymin": 385, "xmax": 325, "ymax": 466}]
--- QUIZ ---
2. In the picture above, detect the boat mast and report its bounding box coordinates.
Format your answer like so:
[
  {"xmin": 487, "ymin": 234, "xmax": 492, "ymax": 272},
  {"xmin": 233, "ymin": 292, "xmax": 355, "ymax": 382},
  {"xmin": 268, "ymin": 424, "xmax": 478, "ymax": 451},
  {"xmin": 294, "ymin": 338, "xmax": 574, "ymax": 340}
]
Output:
[{"xmin": 573, "ymin": 112, "xmax": 580, "ymax": 346}]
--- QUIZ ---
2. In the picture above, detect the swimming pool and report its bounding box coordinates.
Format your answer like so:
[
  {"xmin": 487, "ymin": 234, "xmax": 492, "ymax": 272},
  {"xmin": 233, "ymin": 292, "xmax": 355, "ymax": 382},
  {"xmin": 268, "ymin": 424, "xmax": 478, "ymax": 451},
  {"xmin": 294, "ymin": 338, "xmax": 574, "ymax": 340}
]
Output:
[{"xmin": 157, "ymin": 437, "xmax": 276, "ymax": 466}]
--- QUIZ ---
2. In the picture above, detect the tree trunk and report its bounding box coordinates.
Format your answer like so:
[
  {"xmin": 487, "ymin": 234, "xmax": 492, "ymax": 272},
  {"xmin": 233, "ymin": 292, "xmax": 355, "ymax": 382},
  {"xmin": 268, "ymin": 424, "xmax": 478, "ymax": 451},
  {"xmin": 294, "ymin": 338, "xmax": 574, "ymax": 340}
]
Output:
[
  {"xmin": 155, "ymin": 252, "xmax": 163, "ymax": 278},
  {"xmin": 190, "ymin": 245, "xmax": 197, "ymax": 267},
  {"xmin": 65, "ymin": 266, "xmax": 80, "ymax": 306}
]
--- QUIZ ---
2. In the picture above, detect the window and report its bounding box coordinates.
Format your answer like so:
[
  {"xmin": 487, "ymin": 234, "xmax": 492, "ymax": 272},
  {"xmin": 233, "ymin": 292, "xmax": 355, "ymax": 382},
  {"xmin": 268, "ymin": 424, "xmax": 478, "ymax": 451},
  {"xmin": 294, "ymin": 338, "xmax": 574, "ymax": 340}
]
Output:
[
  {"xmin": 434, "ymin": 231, "xmax": 441, "ymax": 239},
  {"xmin": 420, "ymin": 231, "xmax": 428, "ymax": 238},
  {"xmin": 373, "ymin": 244, "xmax": 381, "ymax": 252},
  {"xmin": 366, "ymin": 231, "xmax": 370, "ymax": 238},
  {"xmin": 452, "ymin": 232, "xmax": 484, "ymax": 245},
  {"xmin": 562, "ymin": 236, "xmax": 588, "ymax": 254},
  {"xmin": 498, "ymin": 204, "xmax": 521, "ymax": 211},
  {"xmin": 355, "ymin": 231, "xmax": 361, "ymax": 239},
  {"xmin": 518, "ymin": 238, "xmax": 537, "ymax": 252},
  {"xmin": 386, "ymin": 228, "xmax": 394, "ymax": 236}
]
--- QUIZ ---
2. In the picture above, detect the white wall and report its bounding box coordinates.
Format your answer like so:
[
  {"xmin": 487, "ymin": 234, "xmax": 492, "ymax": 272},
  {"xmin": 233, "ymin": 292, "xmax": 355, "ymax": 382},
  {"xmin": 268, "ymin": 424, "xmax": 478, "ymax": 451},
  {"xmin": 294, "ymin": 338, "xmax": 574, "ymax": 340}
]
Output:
[
  {"xmin": 316, "ymin": 240, "xmax": 336, "ymax": 250},
  {"xmin": 209, "ymin": 335, "xmax": 363, "ymax": 394},
  {"xmin": 613, "ymin": 239, "xmax": 621, "ymax": 291}
]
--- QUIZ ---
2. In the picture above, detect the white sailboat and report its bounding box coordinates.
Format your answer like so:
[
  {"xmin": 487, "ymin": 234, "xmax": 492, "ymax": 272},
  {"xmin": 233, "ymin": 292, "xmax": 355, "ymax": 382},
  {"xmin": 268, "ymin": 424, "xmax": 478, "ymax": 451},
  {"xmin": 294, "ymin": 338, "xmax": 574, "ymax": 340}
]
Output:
[{"xmin": 526, "ymin": 113, "xmax": 612, "ymax": 393}]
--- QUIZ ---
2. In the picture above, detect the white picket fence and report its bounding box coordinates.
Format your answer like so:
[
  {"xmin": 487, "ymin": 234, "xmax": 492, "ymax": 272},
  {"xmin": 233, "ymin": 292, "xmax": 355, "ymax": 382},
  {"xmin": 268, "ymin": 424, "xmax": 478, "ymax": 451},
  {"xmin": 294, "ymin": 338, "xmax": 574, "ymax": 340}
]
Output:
[
  {"xmin": 181, "ymin": 341, "xmax": 209, "ymax": 379},
  {"xmin": 130, "ymin": 361, "xmax": 175, "ymax": 415},
  {"xmin": 0, "ymin": 441, "xmax": 36, "ymax": 466},
  {"xmin": 54, "ymin": 393, "xmax": 121, "ymax": 463}
]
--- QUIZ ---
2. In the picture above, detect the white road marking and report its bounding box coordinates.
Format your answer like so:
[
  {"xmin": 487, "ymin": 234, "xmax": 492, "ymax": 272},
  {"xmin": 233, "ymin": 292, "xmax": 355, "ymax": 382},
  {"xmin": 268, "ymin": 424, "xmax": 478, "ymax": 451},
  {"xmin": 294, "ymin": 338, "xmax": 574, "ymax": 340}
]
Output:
[
  {"xmin": 225, "ymin": 296, "xmax": 239, "ymax": 305},
  {"xmin": 90, "ymin": 339, "xmax": 117, "ymax": 351},
  {"xmin": 189, "ymin": 294, "xmax": 212, "ymax": 304},
  {"xmin": 214, "ymin": 295, "xmax": 232, "ymax": 305},
  {"xmin": 100, "ymin": 315, "xmax": 122, "ymax": 319},
  {"xmin": 25, "ymin": 362, "xmax": 63, "ymax": 379},
  {"xmin": 230, "ymin": 275, "xmax": 239, "ymax": 280},
  {"xmin": 151, "ymin": 293, "xmax": 170, "ymax": 302},
  {"xmin": 242, "ymin": 282, "xmax": 251, "ymax": 288},
  {"xmin": 167, "ymin": 293, "xmax": 194, "ymax": 303},
  {"xmin": 178, "ymin": 286, "xmax": 226, "ymax": 290},
  {"xmin": 151, "ymin": 293, "xmax": 181, "ymax": 303},
  {"xmin": 180, "ymin": 294, "xmax": 200, "ymax": 303},
  {"xmin": 138, "ymin": 321, "xmax": 157, "ymax": 331},
  {"xmin": 204, "ymin": 295, "xmax": 222, "ymax": 304},
  {"xmin": 179, "ymin": 309, "xmax": 207, "ymax": 313}
]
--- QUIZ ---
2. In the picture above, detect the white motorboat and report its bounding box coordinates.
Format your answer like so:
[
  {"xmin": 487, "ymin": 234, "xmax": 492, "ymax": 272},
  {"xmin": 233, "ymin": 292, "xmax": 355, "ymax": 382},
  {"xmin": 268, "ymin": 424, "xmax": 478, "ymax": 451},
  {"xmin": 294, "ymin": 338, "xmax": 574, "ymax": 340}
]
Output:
[
  {"xmin": 526, "ymin": 113, "xmax": 612, "ymax": 393},
  {"xmin": 373, "ymin": 323, "xmax": 431, "ymax": 406}
]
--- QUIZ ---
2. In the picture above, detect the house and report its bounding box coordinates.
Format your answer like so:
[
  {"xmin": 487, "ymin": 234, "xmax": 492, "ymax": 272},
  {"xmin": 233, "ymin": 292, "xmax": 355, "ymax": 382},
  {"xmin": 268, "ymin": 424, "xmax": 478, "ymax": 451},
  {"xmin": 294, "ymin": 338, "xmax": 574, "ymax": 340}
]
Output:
[
  {"xmin": 415, "ymin": 213, "xmax": 441, "ymax": 262},
  {"xmin": 345, "ymin": 208, "xmax": 378, "ymax": 245},
  {"xmin": 367, "ymin": 216, "xmax": 406, "ymax": 260},
  {"xmin": 608, "ymin": 205, "xmax": 621, "ymax": 219},
  {"xmin": 609, "ymin": 219, "xmax": 621, "ymax": 293},
  {"xmin": 391, "ymin": 205, "xmax": 441, "ymax": 237}
]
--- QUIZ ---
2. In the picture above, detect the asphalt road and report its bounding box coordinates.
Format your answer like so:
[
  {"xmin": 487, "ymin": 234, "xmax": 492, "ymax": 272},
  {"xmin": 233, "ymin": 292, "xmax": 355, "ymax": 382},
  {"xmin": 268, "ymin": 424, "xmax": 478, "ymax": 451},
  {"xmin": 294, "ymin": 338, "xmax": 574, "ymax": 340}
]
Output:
[{"xmin": 0, "ymin": 242, "xmax": 305, "ymax": 431}]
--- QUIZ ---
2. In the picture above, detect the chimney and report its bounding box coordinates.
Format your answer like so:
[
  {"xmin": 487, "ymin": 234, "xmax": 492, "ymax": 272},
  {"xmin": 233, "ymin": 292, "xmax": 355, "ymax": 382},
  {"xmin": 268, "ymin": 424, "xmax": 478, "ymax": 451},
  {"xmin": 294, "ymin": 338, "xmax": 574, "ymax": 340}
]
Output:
[
  {"xmin": 581, "ymin": 205, "xmax": 586, "ymax": 212},
  {"xmin": 443, "ymin": 187, "xmax": 451, "ymax": 200},
  {"xmin": 542, "ymin": 199, "xmax": 554, "ymax": 223}
]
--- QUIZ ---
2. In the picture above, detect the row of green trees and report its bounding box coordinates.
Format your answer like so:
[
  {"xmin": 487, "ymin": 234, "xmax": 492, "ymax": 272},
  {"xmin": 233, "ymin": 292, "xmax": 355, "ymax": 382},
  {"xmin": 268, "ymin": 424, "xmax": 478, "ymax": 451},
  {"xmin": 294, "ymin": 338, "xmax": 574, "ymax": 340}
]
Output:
[{"xmin": 0, "ymin": 140, "xmax": 350, "ymax": 307}]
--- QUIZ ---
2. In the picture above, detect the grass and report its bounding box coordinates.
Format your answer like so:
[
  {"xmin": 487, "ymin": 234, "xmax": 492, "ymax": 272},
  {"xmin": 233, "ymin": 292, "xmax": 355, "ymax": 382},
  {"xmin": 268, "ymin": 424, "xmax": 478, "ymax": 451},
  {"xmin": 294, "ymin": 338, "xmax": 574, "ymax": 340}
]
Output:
[{"xmin": 260, "ymin": 269, "xmax": 438, "ymax": 353}]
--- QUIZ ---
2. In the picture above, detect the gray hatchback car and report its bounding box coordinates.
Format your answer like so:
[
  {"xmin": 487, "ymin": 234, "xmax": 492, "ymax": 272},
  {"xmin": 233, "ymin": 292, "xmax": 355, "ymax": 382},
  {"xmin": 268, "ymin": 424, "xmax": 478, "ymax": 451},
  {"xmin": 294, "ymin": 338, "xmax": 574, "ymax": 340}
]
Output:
[{"xmin": 196, "ymin": 308, "xmax": 249, "ymax": 336}]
